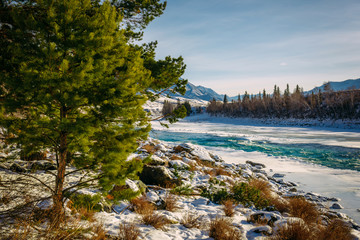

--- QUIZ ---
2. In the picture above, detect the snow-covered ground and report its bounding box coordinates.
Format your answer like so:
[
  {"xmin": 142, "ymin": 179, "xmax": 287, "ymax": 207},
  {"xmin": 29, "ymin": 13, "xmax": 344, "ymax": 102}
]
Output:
[{"xmin": 143, "ymin": 96, "xmax": 208, "ymax": 117}]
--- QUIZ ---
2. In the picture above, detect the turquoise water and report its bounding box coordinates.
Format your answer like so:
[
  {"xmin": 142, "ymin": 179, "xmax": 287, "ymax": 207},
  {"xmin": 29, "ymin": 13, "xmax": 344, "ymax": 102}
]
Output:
[{"xmin": 151, "ymin": 130, "xmax": 360, "ymax": 172}]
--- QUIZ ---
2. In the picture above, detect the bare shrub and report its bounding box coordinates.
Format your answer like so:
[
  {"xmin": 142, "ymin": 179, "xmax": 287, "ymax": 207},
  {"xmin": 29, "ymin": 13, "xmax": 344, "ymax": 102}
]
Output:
[
  {"xmin": 270, "ymin": 221, "xmax": 313, "ymax": 240},
  {"xmin": 287, "ymin": 197, "xmax": 319, "ymax": 224},
  {"xmin": 118, "ymin": 222, "xmax": 141, "ymax": 240},
  {"xmin": 181, "ymin": 213, "xmax": 201, "ymax": 229},
  {"xmin": 209, "ymin": 217, "xmax": 242, "ymax": 240},
  {"xmin": 163, "ymin": 193, "xmax": 178, "ymax": 212},
  {"xmin": 223, "ymin": 199, "xmax": 235, "ymax": 217},
  {"xmin": 142, "ymin": 213, "xmax": 170, "ymax": 230},
  {"xmin": 317, "ymin": 219, "xmax": 354, "ymax": 240},
  {"xmin": 130, "ymin": 196, "xmax": 154, "ymax": 215}
]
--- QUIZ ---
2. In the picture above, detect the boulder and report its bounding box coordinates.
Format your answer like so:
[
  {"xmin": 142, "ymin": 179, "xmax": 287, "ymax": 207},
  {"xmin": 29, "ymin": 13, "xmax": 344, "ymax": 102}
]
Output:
[
  {"xmin": 246, "ymin": 160, "xmax": 266, "ymax": 169},
  {"xmin": 139, "ymin": 165, "xmax": 181, "ymax": 187},
  {"xmin": 250, "ymin": 225, "xmax": 273, "ymax": 235},
  {"xmin": 249, "ymin": 211, "xmax": 282, "ymax": 226},
  {"xmin": 330, "ymin": 203, "xmax": 343, "ymax": 210},
  {"xmin": 169, "ymin": 160, "xmax": 190, "ymax": 169},
  {"xmin": 272, "ymin": 173, "xmax": 285, "ymax": 178},
  {"xmin": 30, "ymin": 161, "xmax": 57, "ymax": 171},
  {"xmin": 9, "ymin": 163, "xmax": 27, "ymax": 173},
  {"xmin": 148, "ymin": 155, "xmax": 167, "ymax": 166},
  {"xmin": 273, "ymin": 217, "xmax": 305, "ymax": 232},
  {"xmin": 174, "ymin": 144, "xmax": 192, "ymax": 154}
]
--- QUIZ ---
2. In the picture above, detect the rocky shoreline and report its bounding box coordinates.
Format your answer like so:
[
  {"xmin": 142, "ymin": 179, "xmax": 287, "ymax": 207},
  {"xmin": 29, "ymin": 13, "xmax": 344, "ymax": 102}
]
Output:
[{"xmin": 1, "ymin": 138, "xmax": 359, "ymax": 239}]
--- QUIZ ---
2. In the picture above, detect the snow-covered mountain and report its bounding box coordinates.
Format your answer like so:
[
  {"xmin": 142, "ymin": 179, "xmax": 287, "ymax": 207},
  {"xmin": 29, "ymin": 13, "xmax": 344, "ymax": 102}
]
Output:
[
  {"xmin": 170, "ymin": 82, "xmax": 224, "ymax": 101},
  {"xmin": 308, "ymin": 78, "xmax": 360, "ymax": 93}
]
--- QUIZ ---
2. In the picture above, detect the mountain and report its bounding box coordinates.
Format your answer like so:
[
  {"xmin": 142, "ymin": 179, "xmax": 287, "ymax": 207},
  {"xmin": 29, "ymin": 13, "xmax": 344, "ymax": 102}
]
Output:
[
  {"xmin": 308, "ymin": 78, "xmax": 360, "ymax": 93},
  {"xmin": 170, "ymin": 82, "xmax": 224, "ymax": 101}
]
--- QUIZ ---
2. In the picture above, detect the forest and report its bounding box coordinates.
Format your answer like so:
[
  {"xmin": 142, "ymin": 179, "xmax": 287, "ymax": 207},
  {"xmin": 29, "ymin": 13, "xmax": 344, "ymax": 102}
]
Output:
[{"xmin": 207, "ymin": 84, "xmax": 360, "ymax": 120}]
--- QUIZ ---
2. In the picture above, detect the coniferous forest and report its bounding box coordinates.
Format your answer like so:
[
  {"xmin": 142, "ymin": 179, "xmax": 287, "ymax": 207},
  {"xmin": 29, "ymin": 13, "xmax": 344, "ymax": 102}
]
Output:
[{"xmin": 207, "ymin": 84, "xmax": 360, "ymax": 120}]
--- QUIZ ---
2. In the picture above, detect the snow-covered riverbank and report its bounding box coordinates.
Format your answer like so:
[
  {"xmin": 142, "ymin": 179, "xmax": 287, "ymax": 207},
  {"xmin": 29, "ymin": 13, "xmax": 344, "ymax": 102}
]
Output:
[
  {"xmin": 2, "ymin": 138, "xmax": 360, "ymax": 239},
  {"xmin": 151, "ymin": 113, "xmax": 360, "ymax": 224}
]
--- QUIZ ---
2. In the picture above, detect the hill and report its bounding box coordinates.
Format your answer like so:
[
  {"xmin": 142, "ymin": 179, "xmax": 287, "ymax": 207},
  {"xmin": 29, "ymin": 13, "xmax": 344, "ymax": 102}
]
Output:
[{"xmin": 308, "ymin": 78, "xmax": 360, "ymax": 93}]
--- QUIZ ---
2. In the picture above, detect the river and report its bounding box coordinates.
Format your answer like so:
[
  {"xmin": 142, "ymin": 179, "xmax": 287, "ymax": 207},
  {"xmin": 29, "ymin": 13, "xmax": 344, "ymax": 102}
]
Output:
[{"xmin": 150, "ymin": 114, "xmax": 360, "ymax": 224}]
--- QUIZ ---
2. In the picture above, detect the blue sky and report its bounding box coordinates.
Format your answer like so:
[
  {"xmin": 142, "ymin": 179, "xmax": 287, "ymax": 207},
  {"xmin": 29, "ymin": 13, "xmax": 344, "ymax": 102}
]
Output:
[{"xmin": 142, "ymin": 0, "xmax": 360, "ymax": 95}]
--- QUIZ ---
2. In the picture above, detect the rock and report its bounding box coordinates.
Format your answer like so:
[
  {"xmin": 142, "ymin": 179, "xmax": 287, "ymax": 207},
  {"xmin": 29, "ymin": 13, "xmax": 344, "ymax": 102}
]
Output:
[
  {"xmin": 125, "ymin": 179, "xmax": 140, "ymax": 192},
  {"xmin": 209, "ymin": 153, "xmax": 224, "ymax": 162},
  {"xmin": 287, "ymin": 181, "xmax": 298, "ymax": 187},
  {"xmin": 357, "ymin": 209, "xmax": 360, "ymax": 212},
  {"xmin": 133, "ymin": 180, "xmax": 147, "ymax": 193},
  {"xmin": 272, "ymin": 173, "xmax": 285, "ymax": 178},
  {"xmin": 139, "ymin": 165, "xmax": 181, "ymax": 187},
  {"xmin": 174, "ymin": 144, "xmax": 192, "ymax": 154},
  {"xmin": 249, "ymin": 211, "xmax": 282, "ymax": 225},
  {"xmin": 169, "ymin": 160, "xmax": 190, "ymax": 169},
  {"xmin": 146, "ymin": 190, "xmax": 160, "ymax": 202},
  {"xmin": 30, "ymin": 161, "xmax": 57, "ymax": 171},
  {"xmin": 255, "ymin": 173, "xmax": 268, "ymax": 181},
  {"xmin": 182, "ymin": 157, "xmax": 197, "ymax": 166},
  {"xmin": 250, "ymin": 225, "xmax": 273, "ymax": 235},
  {"xmin": 148, "ymin": 155, "xmax": 167, "ymax": 166},
  {"xmin": 289, "ymin": 187, "xmax": 297, "ymax": 192},
  {"xmin": 109, "ymin": 179, "xmax": 142, "ymax": 199},
  {"xmin": 273, "ymin": 217, "xmax": 305, "ymax": 232},
  {"xmin": 330, "ymin": 203, "xmax": 343, "ymax": 209},
  {"xmin": 9, "ymin": 163, "xmax": 27, "ymax": 173},
  {"xmin": 246, "ymin": 160, "xmax": 266, "ymax": 168},
  {"xmin": 155, "ymin": 143, "xmax": 168, "ymax": 152},
  {"xmin": 327, "ymin": 197, "xmax": 340, "ymax": 202}
]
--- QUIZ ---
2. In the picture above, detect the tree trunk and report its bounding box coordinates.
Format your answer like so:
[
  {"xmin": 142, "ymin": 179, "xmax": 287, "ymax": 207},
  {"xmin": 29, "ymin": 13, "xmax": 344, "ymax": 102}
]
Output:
[{"xmin": 52, "ymin": 106, "xmax": 67, "ymax": 228}]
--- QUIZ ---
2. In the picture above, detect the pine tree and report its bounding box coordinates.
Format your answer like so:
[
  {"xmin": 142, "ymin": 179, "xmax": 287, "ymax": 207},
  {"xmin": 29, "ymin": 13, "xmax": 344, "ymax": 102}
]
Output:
[
  {"xmin": 0, "ymin": 0, "xmax": 186, "ymax": 226},
  {"xmin": 223, "ymin": 94, "xmax": 228, "ymax": 104}
]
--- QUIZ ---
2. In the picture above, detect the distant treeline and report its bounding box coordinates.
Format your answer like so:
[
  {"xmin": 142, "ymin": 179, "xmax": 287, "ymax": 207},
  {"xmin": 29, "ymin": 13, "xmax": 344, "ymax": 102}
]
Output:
[{"xmin": 206, "ymin": 85, "xmax": 360, "ymax": 120}]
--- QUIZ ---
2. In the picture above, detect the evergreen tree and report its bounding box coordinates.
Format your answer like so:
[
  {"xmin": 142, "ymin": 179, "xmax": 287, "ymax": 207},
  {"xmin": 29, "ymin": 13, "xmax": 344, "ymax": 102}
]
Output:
[
  {"xmin": 0, "ymin": 0, "xmax": 186, "ymax": 226},
  {"xmin": 223, "ymin": 94, "xmax": 228, "ymax": 104}
]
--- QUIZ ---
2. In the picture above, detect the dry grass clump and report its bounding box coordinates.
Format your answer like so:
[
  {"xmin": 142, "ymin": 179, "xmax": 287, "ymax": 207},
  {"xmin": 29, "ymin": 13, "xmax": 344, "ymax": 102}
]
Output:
[
  {"xmin": 223, "ymin": 199, "xmax": 235, "ymax": 217},
  {"xmin": 170, "ymin": 154, "xmax": 182, "ymax": 160},
  {"xmin": 270, "ymin": 221, "xmax": 313, "ymax": 240},
  {"xmin": 317, "ymin": 219, "xmax": 354, "ymax": 240},
  {"xmin": 188, "ymin": 163, "xmax": 197, "ymax": 172},
  {"xmin": 181, "ymin": 213, "xmax": 202, "ymax": 229},
  {"xmin": 130, "ymin": 196, "xmax": 154, "ymax": 215},
  {"xmin": 214, "ymin": 167, "xmax": 232, "ymax": 177},
  {"xmin": 248, "ymin": 178, "xmax": 272, "ymax": 198},
  {"xmin": 163, "ymin": 193, "xmax": 179, "ymax": 212},
  {"xmin": 287, "ymin": 197, "xmax": 319, "ymax": 224},
  {"xmin": 270, "ymin": 196, "xmax": 290, "ymax": 213},
  {"xmin": 248, "ymin": 214, "xmax": 269, "ymax": 226},
  {"xmin": 142, "ymin": 144, "xmax": 157, "ymax": 154},
  {"xmin": 203, "ymin": 168, "xmax": 216, "ymax": 177},
  {"xmin": 142, "ymin": 213, "xmax": 170, "ymax": 230},
  {"xmin": 118, "ymin": 222, "xmax": 141, "ymax": 240},
  {"xmin": 77, "ymin": 207, "xmax": 95, "ymax": 222},
  {"xmin": 91, "ymin": 223, "xmax": 107, "ymax": 240},
  {"xmin": 209, "ymin": 217, "xmax": 242, "ymax": 240}
]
